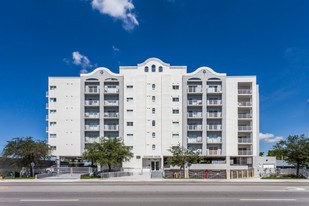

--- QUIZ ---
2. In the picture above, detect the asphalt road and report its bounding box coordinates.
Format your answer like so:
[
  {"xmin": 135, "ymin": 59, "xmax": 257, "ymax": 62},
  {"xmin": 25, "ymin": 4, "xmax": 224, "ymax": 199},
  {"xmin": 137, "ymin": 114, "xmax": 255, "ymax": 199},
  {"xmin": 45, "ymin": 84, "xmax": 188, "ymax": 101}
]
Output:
[{"xmin": 0, "ymin": 182, "xmax": 309, "ymax": 206}]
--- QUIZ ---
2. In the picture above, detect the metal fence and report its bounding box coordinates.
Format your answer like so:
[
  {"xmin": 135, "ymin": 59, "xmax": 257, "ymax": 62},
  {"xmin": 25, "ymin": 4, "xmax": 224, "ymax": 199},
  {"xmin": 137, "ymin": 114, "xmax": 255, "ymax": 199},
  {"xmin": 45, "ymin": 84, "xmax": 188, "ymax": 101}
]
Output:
[{"xmin": 100, "ymin": 171, "xmax": 133, "ymax": 179}]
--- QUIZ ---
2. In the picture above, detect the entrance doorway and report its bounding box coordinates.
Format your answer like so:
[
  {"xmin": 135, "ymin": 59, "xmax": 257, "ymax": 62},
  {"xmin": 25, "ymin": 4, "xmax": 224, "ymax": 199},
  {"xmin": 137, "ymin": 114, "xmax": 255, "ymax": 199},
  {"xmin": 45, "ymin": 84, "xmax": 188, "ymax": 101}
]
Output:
[{"xmin": 151, "ymin": 161, "xmax": 160, "ymax": 171}]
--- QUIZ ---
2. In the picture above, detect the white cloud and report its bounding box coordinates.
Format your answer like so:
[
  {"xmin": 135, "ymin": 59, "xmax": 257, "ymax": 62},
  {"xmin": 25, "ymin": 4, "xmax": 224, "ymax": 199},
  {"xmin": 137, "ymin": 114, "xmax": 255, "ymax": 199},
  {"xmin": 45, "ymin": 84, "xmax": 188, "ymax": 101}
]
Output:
[
  {"xmin": 259, "ymin": 132, "xmax": 284, "ymax": 143},
  {"xmin": 112, "ymin": 45, "xmax": 120, "ymax": 52},
  {"xmin": 72, "ymin": 51, "xmax": 93, "ymax": 73},
  {"xmin": 91, "ymin": 0, "xmax": 139, "ymax": 31}
]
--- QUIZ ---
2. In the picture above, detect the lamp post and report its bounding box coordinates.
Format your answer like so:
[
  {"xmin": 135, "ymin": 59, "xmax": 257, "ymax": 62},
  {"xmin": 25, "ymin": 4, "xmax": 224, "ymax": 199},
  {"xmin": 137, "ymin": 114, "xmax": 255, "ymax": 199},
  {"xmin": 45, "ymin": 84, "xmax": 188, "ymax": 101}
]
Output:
[{"xmin": 30, "ymin": 162, "xmax": 35, "ymax": 177}]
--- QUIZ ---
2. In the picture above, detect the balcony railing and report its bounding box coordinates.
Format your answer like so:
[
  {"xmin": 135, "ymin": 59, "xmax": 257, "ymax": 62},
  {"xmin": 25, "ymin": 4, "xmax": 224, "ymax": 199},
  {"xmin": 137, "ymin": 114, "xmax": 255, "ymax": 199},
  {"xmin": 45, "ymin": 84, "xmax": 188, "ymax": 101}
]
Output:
[
  {"xmin": 85, "ymin": 137, "xmax": 100, "ymax": 143},
  {"xmin": 238, "ymin": 113, "xmax": 252, "ymax": 119},
  {"xmin": 238, "ymin": 150, "xmax": 253, "ymax": 155},
  {"xmin": 104, "ymin": 113, "xmax": 119, "ymax": 118},
  {"xmin": 187, "ymin": 148, "xmax": 202, "ymax": 153},
  {"xmin": 85, "ymin": 87, "xmax": 99, "ymax": 94},
  {"xmin": 188, "ymin": 87, "xmax": 202, "ymax": 93},
  {"xmin": 238, "ymin": 137, "xmax": 252, "ymax": 143},
  {"xmin": 85, "ymin": 113, "xmax": 100, "ymax": 118},
  {"xmin": 188, "ymin": 113, "xmax": 202, "ymax": 118},
  {"xmin": 46, "ymin": 127, "xmax": 48, "ymax": 133},
  {"xmin": 238, "ymin": 126, "xmax": 252, "ymax": 131},
  {"xmin": 85, "ymin": 125, "xmax": 100, "ymax": 130},
  {"xmin": 206, "ymin": 149, "xmax": 222, "ymax": 155},
  {"xmin": 46, "ymin": 91, "xmax": 49, "ymax": 97},
  {"xmin": 207, "ymin": 125, "xmax": 222, "ymax": 130},
  {"xmin": 188, "ymin": 100, "xmax": 202, "ymax": 106},
  {"xmin": 207, "ymin": 137, "xmax": 222, "ymax": 143},
  {"xmin": 104, "ymin": 100, "xmax": 119, "ymax": 106},
  {"xmin": 207, "ymin": 100, "xmax": 222, "ymax": 105},
  {"xmin": 187, "ymin": 137, "xmax": 202, "ymax": 143},
  {"xmin": 85, "ymin": 100, "xmax": 99, "ymax": 106},
  {"xmin": 104, "ymin": 87, "xmax": 119, "ymax": 94},
  {"xmin": 238, "ymin": 102, "xmax": 252, "ymax": 106},
  {"xmin": 104, "ymin": 125, "xmax": 119, "ymax": 131},
  {"xmin": 207, "ymin": 87, "xmax": 222, "ymax": 93},
  {"xmin": 188, "ymin": 125, "xmax": 203, "ymax": 130},
  {"xmin": 207, "ymin": 112, "xmax": 222, "ymax": 118},
  {"xmin": 46, "ymin": 103, "xmax": 49, "ymax": 109},
  {"xmin": 238, "ymin": 89, "xmax": 252, "ymax": 94}
]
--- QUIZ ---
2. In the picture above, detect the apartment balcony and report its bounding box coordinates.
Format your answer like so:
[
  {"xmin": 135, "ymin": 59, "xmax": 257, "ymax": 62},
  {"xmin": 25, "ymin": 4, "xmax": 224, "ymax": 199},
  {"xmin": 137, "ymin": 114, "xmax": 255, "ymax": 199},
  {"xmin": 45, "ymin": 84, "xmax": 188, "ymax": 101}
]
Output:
[
  {"xmin": 85, "ymin": 87, "xmax": 99, "ymax": 94},
  {"xmin": 46, "ymin": 103, "xmax": 49, "ymax": 109},
  {"xmin": 85, "ymin": 125, "xmax": 100, "ymax": 131},
  {"xmin": 238, "ymin": 126, "xmax": 252, "ymax": 131},
  {"xmin": 187, "ymin": 113, "xmax": 202, "ymax": 118},
  {"xmin": 104, "ymin": 125, "xmax": 119, "ymax": 131},
  {"xmin": 207, "ymin": 137, "xmax": 222, "ymax": 144},
  {"xmin": 238, "ymin": 150, "xmax": 253, "ymax": 155},
  {"xmin": 84, "ymin": 113, "xmax": 100, "ymax": 118},
  {"xmin": 104, "ymin": 113, "xmax": 119, "ymax": 118},
  {"xmin": 238, "ymin": 137, "xmax": 252, "ymax": 144},
  {"xmin": 207, "ymin": 112, "xmax": 222, "ymax": 118},
  {"xmin": 187, "ymin": 137, "xmax": 202, "ymax": 143},
  {"xmin": 46, "ymin": 91, "xmax": 49, "ymax": 97},
  {"xmin": 238, "ymin": 113, "xmax": 252, "ymax": 119},
  {"xmin": 45, "ymin": 115, "xmax": 48, "ymax": 121},
  {"xmin": 45, "ymin": 127, "xmax": 48, "ymax": 133},
  {"xmin": 104, "ymin": 100, "xmax": 119, "ymax": 106},
  {"xmin": 207, "ymin": 100, "xmax": 222, "ymax": 106},
  {"xmin": 207, "ymin": 87, "xmax": 222, "ymax": 93},
  {"xmin": 207, "ymin": 125, "xmax": 222, "ymax": 131},
  {"xmin": 187, "ymin": 147, "xmax": 202, "ymax": 154},
  {"xmin": 187, "ymin": 87, "xmax": 202, "ymax": 93},
  {"xmin": 238, "ymin": 89, "xmax": 252, "ymax": 94},
  {"xmin": 188, "ymin": 125, "xmax": 203, "ymax": 131},
  {"xmin": 104, "ymin": 87, "xmax": 119, "ymax": 94},
  {"xmin": 85, "ymin": 100, "xmax": 100, "ymax": 106},
  {"xmin": 206, "ymin": 149, "xmax": 222, "ymax": 156},
  {"xmin": 187, "ymin": 100, "xmax": 202, "ymax": 106},
  {"xmin": 85, "ymin": 137, "xmax": 100, "ymax": 144},
  {"xmin": 238, "ymin": 102, "xmax": 252, "ymax": 107}
]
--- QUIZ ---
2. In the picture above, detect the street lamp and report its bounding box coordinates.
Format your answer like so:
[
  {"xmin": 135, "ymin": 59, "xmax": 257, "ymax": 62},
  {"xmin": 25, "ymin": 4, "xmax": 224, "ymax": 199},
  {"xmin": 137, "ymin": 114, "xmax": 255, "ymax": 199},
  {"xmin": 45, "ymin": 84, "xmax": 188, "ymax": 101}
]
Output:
[{"xmin": 31, "ymin": 162, "xmax": 35, "ymax": 177}]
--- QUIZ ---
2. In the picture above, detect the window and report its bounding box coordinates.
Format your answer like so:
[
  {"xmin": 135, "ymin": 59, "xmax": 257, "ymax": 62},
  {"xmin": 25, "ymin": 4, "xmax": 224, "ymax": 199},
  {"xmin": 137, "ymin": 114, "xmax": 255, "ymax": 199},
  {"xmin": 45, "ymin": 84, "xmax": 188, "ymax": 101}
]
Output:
[
  {"xmin": 126, "ymin": 85, "xmax": 133, "ymax": 89},
  {"xmin": 152, "ymin": 120, "xmax": 155, "ymax": 126},
  {"xmin": 172, "ymin": 85, "xmax": 179, "ymax": 90},
  {"xmin": 50, "ymin": 86, "xmax": 56, "ymax": 90},
  {"xmin": 172, "ymin": 109, "xmax": 179, "ymax": 114},
  {"xmin": 50, "ymin": 122, "xmax": 56, "ymax": 126},
  {"xmin": 136, "ymin": 156, "xmax": 141, "ymax": 159},
  {"xmin": 152, "ymin": 84, "xmax": 156, "ymax": 90},
  {"xmin": 50, "ymin": 98, "xmax": 57, "ymax": 103},
  {"xmin": 159, "ymin": 66, "xmax": 163, "ymax": 72},
  {"xmin": 50, "ymin": 134, "xmax": 56, "ymax": 138},
  {"xmin": 152, "ymin": 96, "xmax": 156, "ymax": 102},
  {"xmin": 126, "ymin": 97, "xmax": 133, "ymax": 102},
  {"xmin": 127, "ymin": 122, "xmax": 133, "ymax": 126},
  {"xmin": 151, "ymin": 65, "xmax": 156, "ymax": 72},
  {"xmin": 172, "ymin": 97, "xmax": 179, "ymax": 102},
  {"xmin": 172, "ymin": 120, "xmax": 179, "ymax": 125},
  {"xmin": 172, "ymin": 134, "xmax": 179, "ymax": 138},
  {"xmin": 152, "ymin": 108, "xmax": 155, "ymax": 114},
  {"xmin": 127, "ymin": 109, "xmax": 133, "ymax": 112},
  {"xmin": 50, "ymin": 146, "xmax": 57, "ymax": 150},
  {"xmin": 144, "ymin": 66, "xmax": 149, "ymax": 72},
  {"xmin": 50, "ymin": 110, "xmax": 56, "ymax": 114},
  {"xmin": 152, "ymin": 144, "xmax": 156, "ymax": 150},
  {"xmin": 152, "ymin": 132, "xmax": 156, "ymax": 138},
  {"xmin": 127, "ymin": 134, "xmax": 134, "ymax": 137}
]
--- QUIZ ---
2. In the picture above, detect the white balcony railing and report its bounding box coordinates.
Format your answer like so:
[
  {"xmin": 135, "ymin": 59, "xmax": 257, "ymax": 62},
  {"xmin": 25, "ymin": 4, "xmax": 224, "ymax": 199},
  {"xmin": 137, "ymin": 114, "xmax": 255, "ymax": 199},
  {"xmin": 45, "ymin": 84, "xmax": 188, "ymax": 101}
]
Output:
[
  {"xmin": 85, "ymin": 100, "xmax": 99, "ymax": 106},
  {"xmin": 238, "ymin": 102, "xmax": 252, "ymax": 106},
  {"xmin": 188, "ymin": 100, "xmax": 202, "ymax": 106},
  {"xmin": 104, "ymin": 86, "xmax": 119, "ymax": 93},
  {"xmin": 188, "ymin": 125, "xmax": 203, "ymax": 130},
  {"xmin": 104, "ymin": 125, "xmax": 119, "ymax": 131},
  {"xmin": 238, "ymin": 150, "xmax": 253, "ymax": 155},
  {"xmin": 207, "ymin": 125, "xmax": 222, "ymax": 130},
  {"xmin": 85, "ymin": 87, "xmax": 99, "ymax": 93},
  {"xmin": 207, "ymin": 137, "xmax": 222, "ymax": 143},
  {"xmin": 85, "ymin": 113, "xmax": 100, "ymax": 118},
  {"xmin": 85, "ymin": 137, "xmax": 100, "ymax": 143},
  {"xmin": 104, "ymin": 100, "xmax": 119, "ymax": 106},
  {"xmin": 238, "ymin": 113, "xmax": 252, "ymax": 118},
  {"xmin": 206, "ymin": 149, "xmax": 222, "ymax": 155},
  {"xmin": 238, "ymin": 137, "xmax": 252, "ymax": 143},
  {"xmin": 187, "ymin": 137, "xmax": 202, "ymax": 143},
  {"xmin": 238, "ymin": 126, "xmax": 252, "ymax": 131},
  {"xmin": 207, "ymin": 100, "xmax": 222, "ymax": 105},
  {"xmin": 188, "ymin": 113, "xmax": 202, "ymax": 118},
  {"xmin": 207, "ymin": 87, "xmax": 222, "ymax": 93},
  {"xmin": 85, "ymin": 125, "xmax": 100, "ymax": 130},
  {"xmin": 207, "ymin": 112, "xmax": 222, "ymax": 118},
  {"xmin": 238, "ymin": 89, "xmax": 252, "ymax": 94},
  {"xmin": 104, "ymin": 113, "xmax": 119, "ymax": 118},
  {"xmin": 188, "ymin": 87, "xmax": 202, "ymax": 93}
]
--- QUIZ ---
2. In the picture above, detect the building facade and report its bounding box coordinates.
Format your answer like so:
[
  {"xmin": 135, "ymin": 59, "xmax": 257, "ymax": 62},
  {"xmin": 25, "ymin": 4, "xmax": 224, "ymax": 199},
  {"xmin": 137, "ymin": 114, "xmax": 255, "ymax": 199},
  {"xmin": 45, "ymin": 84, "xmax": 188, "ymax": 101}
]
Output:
[{"xmin": 46, "ymin": 58, "xmax": 259, "ymax": 173}]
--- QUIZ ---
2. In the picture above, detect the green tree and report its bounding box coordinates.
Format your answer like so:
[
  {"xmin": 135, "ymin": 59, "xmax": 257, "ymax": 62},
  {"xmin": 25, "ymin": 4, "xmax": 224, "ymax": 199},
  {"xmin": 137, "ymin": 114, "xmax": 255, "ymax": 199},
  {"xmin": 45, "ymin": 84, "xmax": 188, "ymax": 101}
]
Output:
[
  {"xmin": 259, "ymin": 152, "xmax": 264, "ymax": 157},
  {"xmin": 166, "ymin": 144, "xmax": 200, "ymax": 175},
  {"xmin": 272, "ymin": 134, "xmax": 309, "ymax": 177},
  {"xmin": 2, "ymin": 137, "xmax": 50, "ymax": 176},
  {"xmin": 83, "ymin": 138, "xmax": 133, "ymax": 172}
]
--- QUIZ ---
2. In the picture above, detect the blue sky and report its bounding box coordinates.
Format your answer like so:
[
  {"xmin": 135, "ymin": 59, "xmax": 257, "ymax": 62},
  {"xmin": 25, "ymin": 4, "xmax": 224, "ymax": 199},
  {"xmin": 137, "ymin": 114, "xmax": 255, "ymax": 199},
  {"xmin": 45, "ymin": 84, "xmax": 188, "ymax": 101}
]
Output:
[{"xmin": 0, "ymin": 0, "xmax": 308, "ymax": 154}]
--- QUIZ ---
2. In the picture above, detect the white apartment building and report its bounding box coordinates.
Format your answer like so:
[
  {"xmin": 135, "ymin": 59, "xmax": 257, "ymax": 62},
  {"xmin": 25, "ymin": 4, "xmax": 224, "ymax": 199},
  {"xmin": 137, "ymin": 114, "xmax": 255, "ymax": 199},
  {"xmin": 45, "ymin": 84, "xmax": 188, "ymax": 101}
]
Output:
[{"xmin": 46, "ymin": 58, "xmax": 259, "ymax": 174}]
